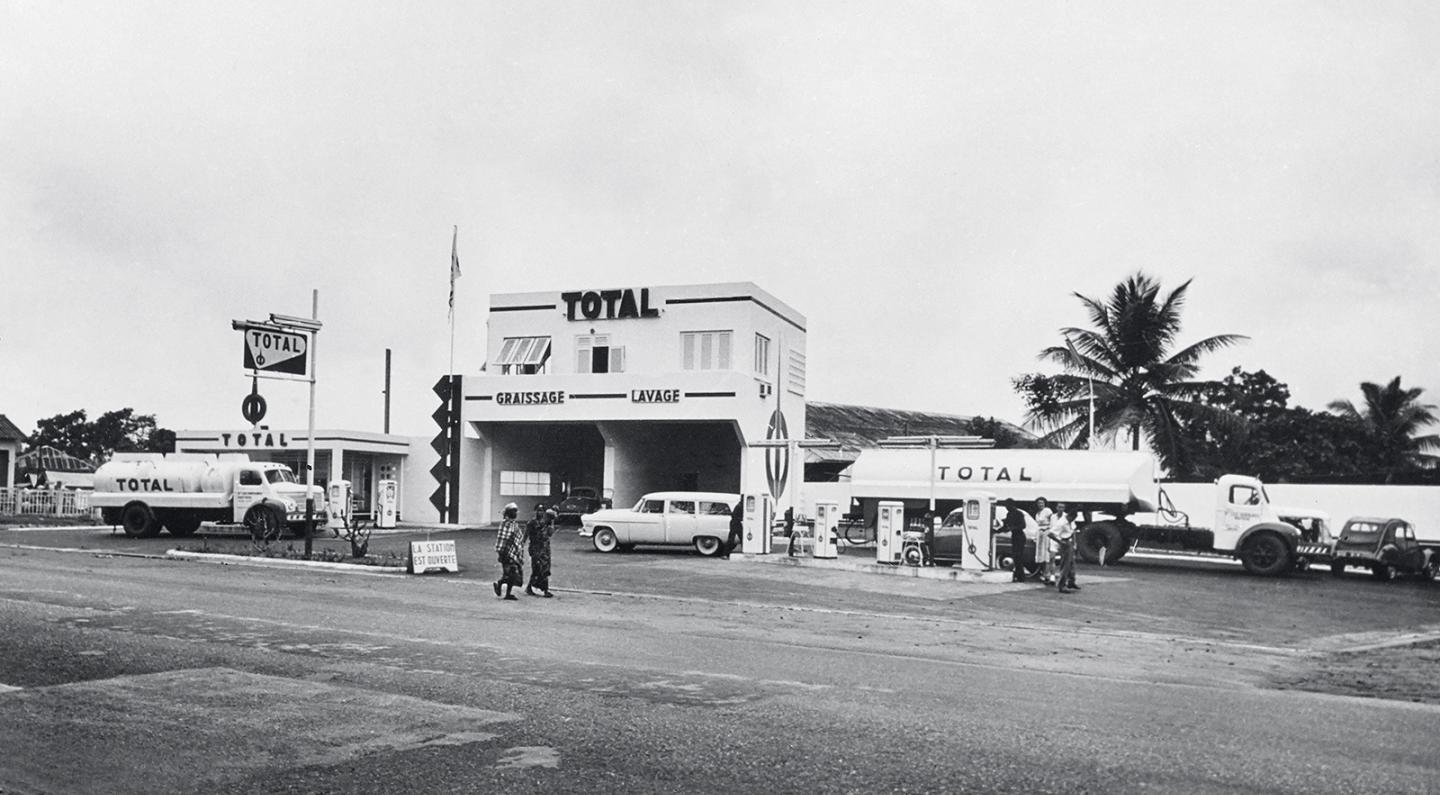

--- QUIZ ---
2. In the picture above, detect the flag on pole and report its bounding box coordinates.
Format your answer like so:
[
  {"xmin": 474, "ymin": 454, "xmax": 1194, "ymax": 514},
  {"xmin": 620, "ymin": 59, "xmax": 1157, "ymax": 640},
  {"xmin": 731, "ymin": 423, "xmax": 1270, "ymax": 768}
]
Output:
[{"xmin": 448, "ymin": 226, "xmax": 461, "ymax": 317}]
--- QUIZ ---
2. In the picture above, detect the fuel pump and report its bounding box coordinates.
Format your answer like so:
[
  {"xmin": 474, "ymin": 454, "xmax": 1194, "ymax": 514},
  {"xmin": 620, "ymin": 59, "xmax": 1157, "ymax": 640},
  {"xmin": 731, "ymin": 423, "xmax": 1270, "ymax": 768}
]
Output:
[
  {"xmin": 812, "ymin": 500, "xmax": 840, "ymax": 559},
  {"xmin": 326, "ymin": 479, "xmax": 352, "ymax": 533},
  {"xmin": 958, "ymin": 491, "xmax": 996, "ymax": 571},
  {"xmin": 741, "ymin": 493, "xmax": 773, "ymax": 555},
  {"xmin": 376, "ymin": 479, "xmax": 398, "ymax": 529},
  {"xmin": 875, "ymin": 500, "xmax": 905, "ymax": 564}
]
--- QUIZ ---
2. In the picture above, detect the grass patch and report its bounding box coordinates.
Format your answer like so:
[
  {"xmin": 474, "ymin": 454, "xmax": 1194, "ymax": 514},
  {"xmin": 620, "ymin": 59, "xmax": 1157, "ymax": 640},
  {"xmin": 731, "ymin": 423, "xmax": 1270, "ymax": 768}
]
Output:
[{"xmin": 175, "ymin": 537, "xmax": 407, "ymax": 568}]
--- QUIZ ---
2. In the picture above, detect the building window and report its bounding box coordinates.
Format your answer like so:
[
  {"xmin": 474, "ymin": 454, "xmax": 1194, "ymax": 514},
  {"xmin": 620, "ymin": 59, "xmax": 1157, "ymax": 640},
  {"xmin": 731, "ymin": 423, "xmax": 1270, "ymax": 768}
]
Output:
[
  {"xmin": 500, "ymin": 470, "xmax": 551, "ymax": 496},
  {"xmin": 681, "ymin": 330, "xmax": 731, "ymax": 371},
  {"xmin": 576, "ymin": 334, "xmax": 625, "ymax": 374},
  {"xmin": 496, "ymin": 336, "xmax": 551, "ymax": 375},
  {"xmin": 754, "ymin": 333, "xmax": 770, "ymax": 376}
]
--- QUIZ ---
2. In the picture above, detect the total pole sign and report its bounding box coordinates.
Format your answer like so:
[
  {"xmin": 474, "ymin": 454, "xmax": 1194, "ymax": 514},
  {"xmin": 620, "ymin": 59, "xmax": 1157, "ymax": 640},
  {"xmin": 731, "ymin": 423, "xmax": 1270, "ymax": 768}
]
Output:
[{"xmin": 241, "ymin": 325, "xmax": 311, "ymax": 378}]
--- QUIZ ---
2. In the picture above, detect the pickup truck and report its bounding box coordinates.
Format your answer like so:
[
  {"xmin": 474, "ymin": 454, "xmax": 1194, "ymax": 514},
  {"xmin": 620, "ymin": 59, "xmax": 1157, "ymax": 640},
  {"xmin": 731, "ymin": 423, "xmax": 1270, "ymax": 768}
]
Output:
[{"xmin": 1325, "ymin": 517, "xmax": 1440, "ymax": 581}]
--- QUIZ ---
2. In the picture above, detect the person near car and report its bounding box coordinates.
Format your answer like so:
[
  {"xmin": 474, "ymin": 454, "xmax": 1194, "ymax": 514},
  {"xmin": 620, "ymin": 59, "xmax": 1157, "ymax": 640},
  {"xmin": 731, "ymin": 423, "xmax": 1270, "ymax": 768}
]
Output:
[
  {"xmin": 1034, "ymin": 497, "xmax": 1055, "ymax": 585},
  {"xmin": 724, "ymin": 499, "xmax": 743, "ymax": 558},
  {"xmin": 493, "ymin": 502, "xmax": 524, "ymax": 601},
  {"xmin": 1001, "ymin": 499, "xmax": 1030, "ymax": 582},
  {"xmin": 526, "ymin": 504, "xmax": 558, "ymax": 597},
  {"xmin": 1049, "ymin": 506, "xmax": 1080, "ymax": 594}
]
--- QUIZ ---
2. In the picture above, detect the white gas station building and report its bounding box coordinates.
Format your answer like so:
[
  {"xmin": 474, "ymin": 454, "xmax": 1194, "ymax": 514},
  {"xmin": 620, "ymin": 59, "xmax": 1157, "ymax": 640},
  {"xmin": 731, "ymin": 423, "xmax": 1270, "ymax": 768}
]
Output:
[{"xmin": 424, "ymin": 282, "xmax": 808, "ymax": 526}]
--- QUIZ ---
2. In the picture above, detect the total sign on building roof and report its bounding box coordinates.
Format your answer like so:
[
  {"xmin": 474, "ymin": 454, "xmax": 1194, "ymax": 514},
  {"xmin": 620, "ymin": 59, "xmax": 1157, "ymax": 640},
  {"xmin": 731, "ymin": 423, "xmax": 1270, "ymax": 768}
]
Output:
[{"xmin": 426, "ymin": 282, "xmax": 807, "ymax": 526}]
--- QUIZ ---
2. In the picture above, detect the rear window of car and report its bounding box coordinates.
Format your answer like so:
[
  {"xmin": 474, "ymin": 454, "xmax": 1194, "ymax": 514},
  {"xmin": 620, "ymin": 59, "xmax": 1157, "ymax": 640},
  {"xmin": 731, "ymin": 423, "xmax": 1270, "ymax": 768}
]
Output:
[
  {"xmin": 700, "ymin": 501, "xmax": 732, "ymax": 516},
  {"xmin": 669, "ymin": 500, "xmax": 696, "ymax": 515}
]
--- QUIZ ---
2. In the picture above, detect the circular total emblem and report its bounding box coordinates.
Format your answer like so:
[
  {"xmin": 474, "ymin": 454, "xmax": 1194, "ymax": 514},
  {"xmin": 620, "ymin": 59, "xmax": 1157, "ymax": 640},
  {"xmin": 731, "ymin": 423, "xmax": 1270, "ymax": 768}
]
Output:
[
  {"xmin": 241, "ymin": 392, "xmax": 268, "ymax": 425},
  {"xmin": 764, "ymin": 409, "xmax": 789, "ymax": 502}
]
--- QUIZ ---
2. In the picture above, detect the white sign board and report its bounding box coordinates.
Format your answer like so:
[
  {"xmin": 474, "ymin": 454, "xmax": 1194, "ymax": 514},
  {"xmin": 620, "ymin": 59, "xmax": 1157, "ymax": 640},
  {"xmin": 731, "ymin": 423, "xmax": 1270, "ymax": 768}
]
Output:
[
  {"xmin": 240, "ymin": 325, "xmax": 311, "ymax": 377},
  {"xmin": 408, "ymin": 540, "xmax": 459, "ymax": 574}
]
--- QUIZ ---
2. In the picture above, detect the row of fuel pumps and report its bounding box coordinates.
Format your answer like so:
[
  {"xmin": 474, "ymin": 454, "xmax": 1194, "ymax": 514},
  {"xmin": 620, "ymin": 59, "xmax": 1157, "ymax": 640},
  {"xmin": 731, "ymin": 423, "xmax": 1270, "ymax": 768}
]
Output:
[
  {"xmin": 325, "ymin": 479, "xmax": 399, "ymax": 531},
  {"xmin": 739, "ymin": 492, "xmax": 1000, "ymax": 571}
]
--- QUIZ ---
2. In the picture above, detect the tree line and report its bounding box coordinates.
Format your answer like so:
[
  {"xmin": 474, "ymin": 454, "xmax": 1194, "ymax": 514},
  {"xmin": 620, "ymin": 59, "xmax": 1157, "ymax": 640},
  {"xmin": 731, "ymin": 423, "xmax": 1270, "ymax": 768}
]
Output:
[{"xmin": 1013, "ymin": 273, "xmax": 1439, "ymax": 485}]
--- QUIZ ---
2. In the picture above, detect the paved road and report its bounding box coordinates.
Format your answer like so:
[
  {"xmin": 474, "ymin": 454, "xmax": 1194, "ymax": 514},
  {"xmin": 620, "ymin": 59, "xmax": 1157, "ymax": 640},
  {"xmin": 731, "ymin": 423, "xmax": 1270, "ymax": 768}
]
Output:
[{"xmin": 2, "ymin": 525, "xmax": 1439, "ymax": 793}]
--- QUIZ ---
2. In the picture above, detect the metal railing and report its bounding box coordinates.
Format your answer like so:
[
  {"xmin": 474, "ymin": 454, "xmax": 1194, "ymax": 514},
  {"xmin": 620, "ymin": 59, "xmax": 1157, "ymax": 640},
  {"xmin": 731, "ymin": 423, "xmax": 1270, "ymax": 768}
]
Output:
[{"xmin": 0, "ymin": 488, "xmax": 94, "ymax": 517}]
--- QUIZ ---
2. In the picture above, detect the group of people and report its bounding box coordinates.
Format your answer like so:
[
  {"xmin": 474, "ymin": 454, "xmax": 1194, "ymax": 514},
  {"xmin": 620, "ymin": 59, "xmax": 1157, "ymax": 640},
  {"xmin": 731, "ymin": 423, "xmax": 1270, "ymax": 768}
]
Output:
[
  {"xmin": 1002, "ymin": 496, "xmax": 1080, "ymax": 594},
  {"xmin": 493, "ymin": 501, "xmax": 558, "ymax": 600}
]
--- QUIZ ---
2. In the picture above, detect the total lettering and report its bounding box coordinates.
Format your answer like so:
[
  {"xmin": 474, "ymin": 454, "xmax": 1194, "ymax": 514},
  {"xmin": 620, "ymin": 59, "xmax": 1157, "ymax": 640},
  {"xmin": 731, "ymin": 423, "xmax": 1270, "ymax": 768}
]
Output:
[
  {"xmin": 113, "ymin": 478, "xmax": 175, "ymax": 492},
  {"xmin": 561, "ymin": 288, "xmax": 660, "ymax": 321},
  {"xmin": 496, "ymin": 390, "xmax": 567, "ymax": 406},
  {"xmin": 220, "ymin": 431, "xmax": 290, "ymax": 448},
  {"xmin": 936, "ymin": 465, "xmax": 1033, "ymax": 482}
]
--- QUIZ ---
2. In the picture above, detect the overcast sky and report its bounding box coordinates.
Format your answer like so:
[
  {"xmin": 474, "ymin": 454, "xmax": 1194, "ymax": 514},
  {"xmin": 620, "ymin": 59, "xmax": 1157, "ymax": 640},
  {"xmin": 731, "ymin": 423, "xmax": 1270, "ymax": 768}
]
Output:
[{"xmin": 2, "ymin": 1, "xmax": 1437, "ymax": 440}]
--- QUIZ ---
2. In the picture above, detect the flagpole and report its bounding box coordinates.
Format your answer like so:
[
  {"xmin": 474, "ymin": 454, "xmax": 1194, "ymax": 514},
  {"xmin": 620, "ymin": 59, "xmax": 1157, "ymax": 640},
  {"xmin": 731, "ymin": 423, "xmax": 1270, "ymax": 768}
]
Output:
[{"xmin": 449, "ymin": 225, "xmax": 460, "ymax": 377}]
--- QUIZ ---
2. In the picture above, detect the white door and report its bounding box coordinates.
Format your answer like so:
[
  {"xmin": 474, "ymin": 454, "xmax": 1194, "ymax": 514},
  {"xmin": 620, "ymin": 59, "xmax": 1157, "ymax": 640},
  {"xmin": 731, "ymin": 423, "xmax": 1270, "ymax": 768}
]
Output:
[{"xmin": 664, "ymin": 499, "xmax": 699, "ymax": 544}]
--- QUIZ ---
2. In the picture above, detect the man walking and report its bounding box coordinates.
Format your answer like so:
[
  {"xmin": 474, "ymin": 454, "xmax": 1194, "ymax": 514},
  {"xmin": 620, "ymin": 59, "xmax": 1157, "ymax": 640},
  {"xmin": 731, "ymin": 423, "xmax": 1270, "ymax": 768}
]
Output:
[
  {"xmin": 493, "ymin": 502, "xmax": 524, "ymax": 601},
  {"xmin": 526, "ymin": 504, "xmax": 558, "ymax": 597},
  {"xmin": 723, "ymin": 499, "xmax": 743, "ymax": 559}
]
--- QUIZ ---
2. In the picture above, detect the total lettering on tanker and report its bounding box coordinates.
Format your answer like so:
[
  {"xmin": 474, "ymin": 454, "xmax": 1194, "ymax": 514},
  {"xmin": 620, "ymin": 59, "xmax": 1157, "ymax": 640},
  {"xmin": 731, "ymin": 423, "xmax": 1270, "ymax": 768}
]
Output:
[{"xmin": 936, "ymin": 465, "xmax": 1033, "ymax": 482}]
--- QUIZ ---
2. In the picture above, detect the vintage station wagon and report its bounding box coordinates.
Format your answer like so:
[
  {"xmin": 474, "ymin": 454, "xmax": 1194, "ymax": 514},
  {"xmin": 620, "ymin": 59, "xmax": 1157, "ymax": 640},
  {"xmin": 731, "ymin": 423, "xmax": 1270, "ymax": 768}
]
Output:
[{"xmin": 581, "ymin": 491, "xmax": 740, "ymax": 557}]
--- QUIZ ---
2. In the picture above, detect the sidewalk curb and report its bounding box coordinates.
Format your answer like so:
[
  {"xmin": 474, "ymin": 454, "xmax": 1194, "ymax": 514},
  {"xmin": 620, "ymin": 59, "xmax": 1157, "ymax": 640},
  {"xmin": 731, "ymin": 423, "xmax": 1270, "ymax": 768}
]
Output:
[
  {"xmin": 165, "ymin": 550, "xmax": 406, "ymax": 575},
  {"xmin": 728, "ymin": 552, "xmax": 1015, "ymax": 584}
]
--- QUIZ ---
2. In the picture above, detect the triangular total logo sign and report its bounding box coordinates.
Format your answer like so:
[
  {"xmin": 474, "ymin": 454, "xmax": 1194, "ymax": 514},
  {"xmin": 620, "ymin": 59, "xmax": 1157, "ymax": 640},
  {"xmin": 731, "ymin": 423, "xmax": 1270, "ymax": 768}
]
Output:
[{"xmin": 242, "ymin": 327, "xmax": 310, "ymax": 376}]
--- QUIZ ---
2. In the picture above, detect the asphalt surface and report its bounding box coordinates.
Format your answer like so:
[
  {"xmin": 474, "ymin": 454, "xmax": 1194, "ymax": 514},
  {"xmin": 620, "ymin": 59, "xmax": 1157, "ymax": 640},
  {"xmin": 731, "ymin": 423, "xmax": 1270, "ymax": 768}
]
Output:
[{"xmin": 2, "ymin": 522, "xmax": 1439, "ymax": 793}]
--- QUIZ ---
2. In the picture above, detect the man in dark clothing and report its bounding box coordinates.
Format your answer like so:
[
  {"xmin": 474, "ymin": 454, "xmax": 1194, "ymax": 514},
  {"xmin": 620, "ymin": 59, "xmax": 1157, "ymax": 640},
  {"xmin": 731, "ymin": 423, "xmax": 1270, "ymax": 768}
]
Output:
[
  {"xmin": 526, "ymin": 505, "xmax": 557, "ymax": 597},
  {"xmin": 1002, "ymin": 498, "xmax": 1029, "ymax": 583},
  {"xmin": 723, "ymin": 499, "xmax": 744, "ymax": 558}
]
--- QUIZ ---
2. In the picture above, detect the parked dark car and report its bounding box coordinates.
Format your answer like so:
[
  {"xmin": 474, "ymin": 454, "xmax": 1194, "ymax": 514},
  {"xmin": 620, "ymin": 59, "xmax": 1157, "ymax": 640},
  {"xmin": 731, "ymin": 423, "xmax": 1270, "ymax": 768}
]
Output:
[
  {"xmin": 1329, "ymin": 517, "xmax": 1439, "ymax": 581},
  {"xmin": 555, "ymin": 487, "xmax": 612, "ymax": 526}
]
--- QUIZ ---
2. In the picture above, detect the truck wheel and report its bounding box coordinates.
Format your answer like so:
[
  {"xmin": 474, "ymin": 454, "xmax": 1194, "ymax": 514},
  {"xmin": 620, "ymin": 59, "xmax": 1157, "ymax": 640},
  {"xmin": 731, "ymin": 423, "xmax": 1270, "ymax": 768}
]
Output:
[
  {"xmin": 164, "ymin": 513, "xmax": 202, "ymax": 537},
  {"xmin": 245, "ymin": 505, "xmax": 283, "ymax": 542},
  {"xmin": 1330, "ymin": 562, "xmax": 1346, "ymax": 577},
  {"xmin": 120, "ymin": 503, "xmax": 160, "ymax": 538},
  {"xmin": 592, "ymin": 527, "xmax": 619, "ymax": 553},
  {"xmin": 1077, "ymin": 522, "xmax": 1125, "ymax": 565},
  {"xmin": 1240, "ymin": 532, "xmax": 1290, "ymax": 576}
]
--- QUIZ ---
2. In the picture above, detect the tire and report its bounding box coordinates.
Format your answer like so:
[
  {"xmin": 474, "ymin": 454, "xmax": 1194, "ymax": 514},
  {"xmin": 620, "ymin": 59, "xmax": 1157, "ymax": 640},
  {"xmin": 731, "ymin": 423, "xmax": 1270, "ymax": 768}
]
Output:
[
  {"xmin": 592, "ymin": 527, "xmax": 619, "ymax": 553},
  {"xmin": 1330, "ymin": 562, "xmax": 1346, "ymax": 577},
  {"xmin": 164, "ymin": 512, "xmax": 202, "ymax": 537},
  {"xmin": 245, "ymin": 504, "xmax": 284, "ymax": 542},
  {"xmin": 1077, "ymin": 522, "xmax": 1125, "ymax": 565},
  {"xmin": 902, "ymin": 544, "xmax": 924, "ymax": 567},
  {"xmin": 1240, "ymin": 532, "xmax": 1291, "ymax": 576},
  {"xmin": 694, "ymin": 536, "xmax": 723, "ymax": 557},
  {"xmin": 1371, "ymin": 564, "xmax": 1394, "ymax": 582},
  {"xmin": 120, "ymin": 503, "xmax": 160, "ymax": 538}
]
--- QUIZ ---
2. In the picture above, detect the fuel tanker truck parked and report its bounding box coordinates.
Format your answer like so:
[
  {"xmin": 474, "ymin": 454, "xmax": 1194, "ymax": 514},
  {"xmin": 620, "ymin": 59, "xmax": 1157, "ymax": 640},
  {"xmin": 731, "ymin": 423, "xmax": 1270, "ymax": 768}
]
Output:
[
  {"xmin": 845, "ymin": 449, "xmax": 1321, "ymax": 576},
  {"xmin": 91, "ymin": 453, "xmax": 327, "ymax": 539}
]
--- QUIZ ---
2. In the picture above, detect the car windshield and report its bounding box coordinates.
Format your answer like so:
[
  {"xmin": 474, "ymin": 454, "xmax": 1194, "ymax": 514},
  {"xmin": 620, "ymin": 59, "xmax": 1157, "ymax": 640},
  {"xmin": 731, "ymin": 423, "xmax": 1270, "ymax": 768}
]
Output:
[{"xmin": 265, "ymin": 469, "xmax": 297, "ymax": 484}]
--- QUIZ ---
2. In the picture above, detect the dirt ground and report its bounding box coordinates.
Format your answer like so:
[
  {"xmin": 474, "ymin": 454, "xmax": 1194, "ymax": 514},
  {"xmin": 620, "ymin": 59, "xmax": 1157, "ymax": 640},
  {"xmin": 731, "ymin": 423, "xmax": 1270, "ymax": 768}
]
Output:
[{"xmin": 1271, "ymin": 639, "xmax": 1440, "ymax": 705}]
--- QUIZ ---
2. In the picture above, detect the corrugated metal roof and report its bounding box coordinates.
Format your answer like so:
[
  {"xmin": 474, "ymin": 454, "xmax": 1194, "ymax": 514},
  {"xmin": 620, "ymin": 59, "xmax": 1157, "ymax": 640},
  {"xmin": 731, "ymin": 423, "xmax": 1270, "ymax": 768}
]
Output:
[{"xmin": 0, "ymin": 414, "xmax": 24, "ymax": 442}]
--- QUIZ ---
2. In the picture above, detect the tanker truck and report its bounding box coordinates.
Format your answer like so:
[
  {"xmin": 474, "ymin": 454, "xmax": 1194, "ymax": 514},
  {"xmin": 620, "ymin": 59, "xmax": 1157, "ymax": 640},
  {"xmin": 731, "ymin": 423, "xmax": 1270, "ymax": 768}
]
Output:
[
  {"xmin": 91, "ymin": 453, "xmax": 327, "ymax": 539},
  {"xmin": 844, "ymin": 449, "xmax": 1323, "ymax": 576}
]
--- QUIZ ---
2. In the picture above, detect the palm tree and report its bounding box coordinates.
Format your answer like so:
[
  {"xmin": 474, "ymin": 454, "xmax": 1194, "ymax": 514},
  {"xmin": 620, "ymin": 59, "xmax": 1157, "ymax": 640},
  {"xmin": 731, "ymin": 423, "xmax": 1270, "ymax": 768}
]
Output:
[
  {"xmin": 1023, "ymin": 272, "xmax": 1248, "ymax": 472},
  {"xmin": 1327, "ymin": 377, "xmax": 1440, "ymax": 482}
]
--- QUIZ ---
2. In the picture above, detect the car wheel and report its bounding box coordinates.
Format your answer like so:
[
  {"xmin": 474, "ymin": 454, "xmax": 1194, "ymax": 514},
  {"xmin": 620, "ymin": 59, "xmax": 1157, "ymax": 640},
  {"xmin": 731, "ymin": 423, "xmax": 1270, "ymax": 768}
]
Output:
[
  {"xmin": 1240, "ymin": 532, "xmax": 1290, "ymax": 576},
  {"xmin": 592, "ymin": 527, "xmax": 619, "ymax": 553},
  {"xmin": 1330, "ymin": 562, "xmax": 1346, "ymax": 577},
  {"xmin": 1371, "ymin": 564, "xmax": 1394, "ymax": 582},
  {"xmin": 694, "ymin": 536, "xmax": 723, "ymax": 557}
]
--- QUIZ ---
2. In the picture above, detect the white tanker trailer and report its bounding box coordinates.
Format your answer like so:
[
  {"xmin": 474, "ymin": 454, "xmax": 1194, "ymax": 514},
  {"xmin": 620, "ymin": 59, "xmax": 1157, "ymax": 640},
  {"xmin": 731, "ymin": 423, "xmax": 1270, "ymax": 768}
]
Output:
[
  {"xmin": 91, "ymin": 453, "xmax": 327, "ymax": 539},
  {"xmin": 845, "ymin": 449, "xmax": 1325, "ymax": 576}
]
